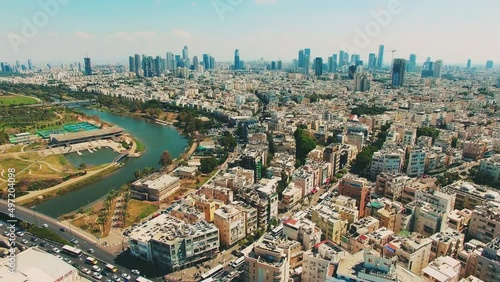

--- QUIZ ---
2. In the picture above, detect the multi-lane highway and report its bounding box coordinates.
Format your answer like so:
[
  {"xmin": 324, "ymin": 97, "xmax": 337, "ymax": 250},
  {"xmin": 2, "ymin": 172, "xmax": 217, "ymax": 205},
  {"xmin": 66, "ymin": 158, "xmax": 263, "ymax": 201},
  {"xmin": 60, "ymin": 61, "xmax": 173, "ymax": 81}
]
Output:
[{"xmin": 0, "ymin": 200, "xmax": 161, "ymax": 281}]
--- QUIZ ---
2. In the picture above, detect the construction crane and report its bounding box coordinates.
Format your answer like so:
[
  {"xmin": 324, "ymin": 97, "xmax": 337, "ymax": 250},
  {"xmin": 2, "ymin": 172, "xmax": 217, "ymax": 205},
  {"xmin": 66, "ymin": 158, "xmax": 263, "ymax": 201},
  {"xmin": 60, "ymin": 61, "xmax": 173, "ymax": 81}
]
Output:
[{"xmin": 385, "ymin": 49, "xmax": 397, "ymax": 69}]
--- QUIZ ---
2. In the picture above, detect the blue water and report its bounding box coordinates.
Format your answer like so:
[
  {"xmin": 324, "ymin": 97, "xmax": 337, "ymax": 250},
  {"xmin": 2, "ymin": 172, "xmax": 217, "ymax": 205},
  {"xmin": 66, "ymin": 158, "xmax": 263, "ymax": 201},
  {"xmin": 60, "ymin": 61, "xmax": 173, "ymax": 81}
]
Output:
[{"xmin": 34, "ymin": 109, "xmax": 188, "ymax": 217}]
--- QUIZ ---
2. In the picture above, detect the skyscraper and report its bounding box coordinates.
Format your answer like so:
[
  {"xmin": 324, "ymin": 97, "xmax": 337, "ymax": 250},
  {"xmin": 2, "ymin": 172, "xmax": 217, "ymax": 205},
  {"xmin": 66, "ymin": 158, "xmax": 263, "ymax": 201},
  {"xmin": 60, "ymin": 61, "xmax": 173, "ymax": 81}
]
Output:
[
  {"xmin": 27, "ymin": 59, "xmax": 32, "ymax": 71},
  {"xmin": 408, "ymin": 54, "xmax": 417, "ymax": 72},
  {"xmin": 377, "ymin": 44, "xmax": 385, "ymax": 69},
  {"xmin": 328, "ymin": 55, "xmax": 338, "ymax": 72},
  {"xmin": 339, "ymin": 51, "xmax": 345, "ymax": 68},
  {"xmin": 202, "ymin": 54, "xmax": 210, "ymax": 70},
  {"xmin": 209, "ymin": 56, "xmax": 215, "ymax": 70},
  {"xmin": 467, "ymin": 59, "xmax": 471, "ymax": 69},
  {"xmin": 368, "ymin": 53, "xmax": 376, "ymax": 69},
  {"xmin": 166, "ymin": 52, "xmax": 175, "ymax": 71},
  {"xmin": 486, "ymin": 60, "xmax": 494, "ymax": 69},
  {"xmin": 277, "ymin": 60, "xmax": 282, "ymax": 70},
  {"xmin": 391, "ymin": 58, "xmax": 407, "ymax": 87},
  {"xmin": 234, "ymin": 49, "xmax": 240, "ymax": 70},
  {"xmin": 298, "ymin": 49, "xmax": 305, "ymax": 68},
  {"xmin": 192, "ymin": 56, "xmax": 199, "ymax": 70},
  {"xmin": 304, "ymin": 52, "xmax": 310, "ymax": 75},
  {"xmin": 314, "ymin": 57, "xmax": 323, "ymax": 76},
  {"xmin": 134, "ymin": 54, "xmax": 141, "ymax": 76},
  {"xmin": 182, "ymin": 46, "xmax": 189, "ymax": 67},
  {"xmin": 129, "ymin": 56, "xmax": 135, "ymax": 73},
  {"xmin": 433, "ymin": 60, "xmax": 443, "ymax": 78},
  {"xmin": 84, "ymin": 57, "xmax": 92, "ymax": 76}
]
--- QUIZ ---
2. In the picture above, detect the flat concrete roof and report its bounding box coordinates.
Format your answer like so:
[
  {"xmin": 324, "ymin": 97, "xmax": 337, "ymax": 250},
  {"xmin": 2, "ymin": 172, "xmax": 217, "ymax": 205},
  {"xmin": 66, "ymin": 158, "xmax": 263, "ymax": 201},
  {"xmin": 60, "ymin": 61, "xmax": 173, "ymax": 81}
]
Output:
[{"xmin": 50, "ymin": 126, "xmax": 124, "ymax": 143}]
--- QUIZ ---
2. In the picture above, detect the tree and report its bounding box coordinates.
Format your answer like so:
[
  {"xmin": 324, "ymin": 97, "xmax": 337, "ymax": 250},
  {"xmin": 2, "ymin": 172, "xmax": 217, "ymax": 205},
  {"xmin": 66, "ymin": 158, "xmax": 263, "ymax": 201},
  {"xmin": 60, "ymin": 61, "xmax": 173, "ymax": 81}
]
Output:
[
  {"xmin": 159, "ymin": 150, "xmax": 173, "ymax": 167},
  {"xmin": 200, "ymin": 157, "xmax": 219, "ymax": 173},
  {"xmin": 294, "ymin": 128, "xmax": 317, "ymax": 167},
  {"xmin": 79, "ymin": 163, "xmax": 86, "ymax": 170},
  {"xmin": 451, "ymin": 137, "xmax": 458, "ymax": 148}
]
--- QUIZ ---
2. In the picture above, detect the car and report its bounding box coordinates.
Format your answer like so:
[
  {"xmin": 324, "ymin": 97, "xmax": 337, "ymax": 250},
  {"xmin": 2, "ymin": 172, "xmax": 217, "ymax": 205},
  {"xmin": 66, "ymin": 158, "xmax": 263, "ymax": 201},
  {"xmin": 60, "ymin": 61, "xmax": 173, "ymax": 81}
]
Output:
[
  {"xmin": 21, "ymin": 239, "xmax": 29, "ymax": 244},
  {"xmin": 39, "ymin": 242, "xmax": 47, "ymax": 247},
  {"xmin": 92, "ymin": 265, "xmax": 102, "ymax": 272},
  {"xmin": 222, "ymin": 270, "xmax": 229, "ymax": 277},
  {"xmin": 121, "ymin": 273, "xmax": 131, "ymax": 280},
  {"xmin": 31, "ymin": 237, "xmax": 38, "ymax": 242},
  {"xmin": 64, "ymin": 258, "xmax": 72, "ymax": 264},
  {"xmin": 72, "ymin": 262, "xmax": 80, "ymax": 268},
  {"xmin": 16, "ymin": 231, "xmax": 24, "ymax": 236},
  {"xmin": 59, "ymin": 228, "xmax": 65, "ymax": 232},
  {"xmin": 93, "ymin": 272, "xmax": 103, "ymax": 280},
  {"xmin": 111, "ymin": 275, "xmax": 119, "ymax": 280},
  {"xmin": 71, "ymin": 238, "xmax": 79, "ymax": 244},
  {"xmin": 42, "ymin": 224, "xmax": 49, "ymax": 228},
  {"xmin": 131, "ymin": 269, "xmax": 140, "ymax": 275},
  {"xmin": 88, "ymin": 248, "xmax": 95, "ymax": 254},
  {"xmin": 56, "ymin": 255, "xmax": 63, "ymax": 260},
  {"xmin": 81, "ymin": 268, "xmax": 91, "ymax": 275},
  {"xmin": 52, "ymin": 247, "xmax": 60, "ymax": 253},
  {"xmin": 113, "ymin": 278, "xmax": 124, "ymax": 282},
  {"xmin": 2, "ymin": 231, "xmax": 8, "ymax": 236}
]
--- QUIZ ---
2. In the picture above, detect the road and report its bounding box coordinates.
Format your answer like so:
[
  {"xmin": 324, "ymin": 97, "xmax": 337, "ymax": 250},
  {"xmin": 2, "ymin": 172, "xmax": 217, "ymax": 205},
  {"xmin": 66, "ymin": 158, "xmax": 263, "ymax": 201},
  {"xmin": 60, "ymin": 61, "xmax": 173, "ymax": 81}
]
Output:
[{"xmin": 0, "ymin": 221, "xmax": 152, "ymax": 282}]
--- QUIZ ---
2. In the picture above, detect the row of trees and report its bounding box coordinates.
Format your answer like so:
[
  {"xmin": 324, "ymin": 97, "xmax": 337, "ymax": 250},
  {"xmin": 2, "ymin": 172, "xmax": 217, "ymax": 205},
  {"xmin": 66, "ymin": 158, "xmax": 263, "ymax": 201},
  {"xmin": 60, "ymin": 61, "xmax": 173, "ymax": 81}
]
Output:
[
  {"xmin": 350, "ymin": 105, "xmax": 389, "ymax": 116},
  {"xmin": 294, "ymin": 127, "xmax": 317, "ymax": 167},
  {"xmin": 350, "ymin": 122, "xmax": 392, "ymax": 177},
  {"xmin": 416, "ymin": 127, "xmax": 441, "ymax": 143}
]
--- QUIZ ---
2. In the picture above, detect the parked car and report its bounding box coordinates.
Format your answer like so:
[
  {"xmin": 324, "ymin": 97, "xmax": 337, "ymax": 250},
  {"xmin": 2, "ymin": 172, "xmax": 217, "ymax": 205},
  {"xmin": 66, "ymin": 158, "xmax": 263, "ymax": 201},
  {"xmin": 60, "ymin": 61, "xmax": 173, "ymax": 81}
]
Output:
[
  {"xmin": 81, "ymin": 268, "xmax": 91, "ymax": 275},
  {"xmin": 92, "ymin": 265, "xmax": 102, "ymax": 272},
  {"xmin": 52, "ymin": 247, "xmax": 60, "ymax": 253},
  {"xmin": 16, "ymin": 231, "xmax": 24, "ymax": 236},
  {"xmin": 93, "ymin": 272, "xmax": 103, "ymax": 280},
  {"xmin": 64, "ymin": 258, "xmax": 72, "ymax": 264},
  {"xmin": 88, "ymin": 248, "xmax": 95, "ymax": 254},
  {"xmin": 71, "ymin": 238, "xmax": 79, "ymax": 244},
  {"xmin": 42, "ymin": 224, "xmax": 49, "ymax": 228},
  {"xmin": 121, "ymin": 273, "xmax": 131, "ymax": 280},
  {"xmin": 131, "ymin": 269, "xmax": 140, "ymax": 275},
  {"xmin": 59, "ymin": 228, "xmax": 65, "ymax": 232}
]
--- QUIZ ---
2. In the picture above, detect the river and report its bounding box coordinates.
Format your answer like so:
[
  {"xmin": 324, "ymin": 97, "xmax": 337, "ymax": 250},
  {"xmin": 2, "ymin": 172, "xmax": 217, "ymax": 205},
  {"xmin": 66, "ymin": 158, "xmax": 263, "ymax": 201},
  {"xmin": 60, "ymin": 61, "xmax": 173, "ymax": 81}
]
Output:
[{"xmin": 33, "ymin": 109, "xmax": 188, "ymax": 217}]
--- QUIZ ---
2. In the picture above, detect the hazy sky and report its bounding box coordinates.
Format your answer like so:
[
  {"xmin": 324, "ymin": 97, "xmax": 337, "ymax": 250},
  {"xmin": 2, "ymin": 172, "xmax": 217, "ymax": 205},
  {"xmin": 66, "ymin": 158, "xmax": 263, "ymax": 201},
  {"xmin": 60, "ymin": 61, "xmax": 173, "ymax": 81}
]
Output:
[{"xmin": 1, "ymin": 0, "xmax": 499, "ymax": 66}]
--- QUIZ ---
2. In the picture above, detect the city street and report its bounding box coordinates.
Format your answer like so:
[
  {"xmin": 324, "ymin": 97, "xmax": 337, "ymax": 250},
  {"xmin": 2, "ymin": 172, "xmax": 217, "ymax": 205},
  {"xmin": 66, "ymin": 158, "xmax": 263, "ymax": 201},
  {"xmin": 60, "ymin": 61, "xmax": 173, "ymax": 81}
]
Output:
[{"xmin": 0, "ymin": 200, "xmax": 162, "ymax": 281}]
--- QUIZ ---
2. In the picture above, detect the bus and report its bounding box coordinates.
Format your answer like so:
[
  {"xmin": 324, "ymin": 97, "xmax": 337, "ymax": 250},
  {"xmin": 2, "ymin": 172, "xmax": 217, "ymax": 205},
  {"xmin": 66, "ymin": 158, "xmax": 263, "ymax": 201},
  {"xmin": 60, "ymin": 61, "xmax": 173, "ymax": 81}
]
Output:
[
  {"xmin": 200, "ymin": 265, "xmax": 224, "ymax": 280},
  {"xmin": 200, "ymin": 278, "xmax": 214, "ymax": 282},
  {"xmin": 271, "ymin": 224, "xmax": 283, "ymax": 237},
  {"xmin": 85, "ymin": 256, "xmax": 98, "ymax": 265},
  {"xmin": 230, "ymin": 256, "xmax": 245, "ymax": 268},
  {"xmin": 135, "ymin": 277, "xmax": 153, "ymax": 282},
  {"xmin": 61, "ymin": 245, "xmax": 82, "ymax": 257},
  {"xmin": 105, "ymin": 263, "xmax": 118, "ymax": 273}
]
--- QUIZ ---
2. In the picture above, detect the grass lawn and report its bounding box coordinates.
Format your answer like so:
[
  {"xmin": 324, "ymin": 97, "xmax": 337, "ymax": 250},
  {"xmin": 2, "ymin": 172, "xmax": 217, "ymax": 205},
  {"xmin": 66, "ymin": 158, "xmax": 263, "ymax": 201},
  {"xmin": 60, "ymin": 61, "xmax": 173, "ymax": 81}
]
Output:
[
  {"xmin": 0, "ymin": 95, "xmax": 38, "ymax": 106},
  {"xmin": 27, "ymin": 226, "xmax": 71, "ymax": 245},
  {"xmin": 125, "ymin": 199, "xmax": 158, "ymax": 227}
]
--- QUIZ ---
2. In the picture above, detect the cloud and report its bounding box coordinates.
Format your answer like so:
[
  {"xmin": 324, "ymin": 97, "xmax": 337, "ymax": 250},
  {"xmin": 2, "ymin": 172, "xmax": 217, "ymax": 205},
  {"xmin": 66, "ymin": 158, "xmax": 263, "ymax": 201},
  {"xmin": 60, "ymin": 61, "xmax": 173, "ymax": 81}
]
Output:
[
  {"xmin": 171, "ymin": 28, "xmax": 193, "ymax": 40},
  {"xmin": 75, "ymin": 31, "xmax": 96, "ymax": 40},
  {"xmin": 109, "ymin": 31, "xmax": 157, "ymax": 41},
  {"xmin": 255, "ymin": 0, "xmax": 277, "ymax": 4}
]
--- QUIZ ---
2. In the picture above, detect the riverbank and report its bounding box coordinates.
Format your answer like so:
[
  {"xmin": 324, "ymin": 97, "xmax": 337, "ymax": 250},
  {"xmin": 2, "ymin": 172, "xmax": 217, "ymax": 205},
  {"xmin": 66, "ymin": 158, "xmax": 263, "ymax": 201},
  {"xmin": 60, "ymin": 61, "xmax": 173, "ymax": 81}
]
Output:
[{"xmin": 18, "ymin": 163, "xmax": 121, "ymax": 207}]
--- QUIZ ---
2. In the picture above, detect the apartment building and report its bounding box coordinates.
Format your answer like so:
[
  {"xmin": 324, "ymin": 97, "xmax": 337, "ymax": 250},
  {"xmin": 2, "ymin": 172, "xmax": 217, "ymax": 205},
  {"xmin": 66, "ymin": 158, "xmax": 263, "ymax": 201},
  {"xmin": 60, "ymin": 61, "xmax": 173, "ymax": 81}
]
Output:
[
  {"xmin": 283, "ymin": 217, "xmax": 322, "ymax": 250},
  {"xmin": 127, "ymin": 214, "xmax": 219, "ymax": 272},
  {"xmin": 384, "ymin": 234, "xmax": 433, "ymax": 274},
  {"xmin": 338, "ymin": 174, "xmax": 372, "ymax": 216},
  {"xmin": 243, "ymin": 234, "xmax": 291, "ymax": 282},
  {"xmin": 441, "ymin": 181, "xmax": 500, "ymax": 210},
  {"xmin": 407, "ymin": 147, "xmax": 427, "ymax": 177},
  {"xmin": 214, "ymin": 204, "xmax": 247, "ymax": 248},
  {"xmin": 422, "ymin": 256, "xmax": 461, "ymax": 282},
  {"xmin": 468, "ymin": 203, "xmax": 500, "ymax": 244},
  {"xmin": 479, "ymin": 154, "xmax": 500, "ymax": 184},
  {"xmin": 473, "ymin": 238, "xmax": 500, "ymax": 282},
  {"xmin": 302, "ymin": 240, "xmax": 346, "ymax": 282},
  {"xmin": 311, "ymin": 203, "xmax": 348, "ymax": 244},
  {"xmin": 429, "ymin": 228, "xmax": 464, "ymax": 261}
]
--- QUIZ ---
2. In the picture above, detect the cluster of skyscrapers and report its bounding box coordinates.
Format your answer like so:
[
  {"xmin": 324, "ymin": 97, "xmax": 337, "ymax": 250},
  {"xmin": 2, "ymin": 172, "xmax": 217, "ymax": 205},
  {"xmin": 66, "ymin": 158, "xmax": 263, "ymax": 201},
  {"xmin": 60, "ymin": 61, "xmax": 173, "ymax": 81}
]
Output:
[{"xmin": 127, "ymin": 46, "xmax": 216, "ymax": 77}]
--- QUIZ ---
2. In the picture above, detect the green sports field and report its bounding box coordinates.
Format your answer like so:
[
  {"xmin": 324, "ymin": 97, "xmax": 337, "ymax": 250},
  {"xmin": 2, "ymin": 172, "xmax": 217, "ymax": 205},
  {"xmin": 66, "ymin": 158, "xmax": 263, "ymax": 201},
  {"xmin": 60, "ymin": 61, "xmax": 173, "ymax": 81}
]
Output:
[{"xmin": 0, "ymin": 95, "xmax": 39, "ymax": 106}]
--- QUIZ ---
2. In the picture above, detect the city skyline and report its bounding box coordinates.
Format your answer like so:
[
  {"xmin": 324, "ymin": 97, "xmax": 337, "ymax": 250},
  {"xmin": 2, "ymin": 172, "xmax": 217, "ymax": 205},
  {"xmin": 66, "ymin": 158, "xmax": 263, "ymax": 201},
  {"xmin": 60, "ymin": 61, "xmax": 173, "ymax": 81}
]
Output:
[{"xmin": 1, "ymin": 0, "xmax": 500, "ymax": 65}]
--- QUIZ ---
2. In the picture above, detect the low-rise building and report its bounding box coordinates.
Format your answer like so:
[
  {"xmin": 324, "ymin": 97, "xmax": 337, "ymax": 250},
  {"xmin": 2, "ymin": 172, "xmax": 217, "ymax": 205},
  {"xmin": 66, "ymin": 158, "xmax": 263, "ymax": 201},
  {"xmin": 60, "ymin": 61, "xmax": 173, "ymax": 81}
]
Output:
[
  {"xmin": 384, "ymin": 234, "xmax": 433, "ymax": 274},
  {"xmin": 302, "ymin": 240, "xmax": 346, "ymax": 282},
  {"xmin": 422, "ymin": 256, "xmax": 461, "ymax": 282},
  {"xmin": 243, "ymin": 234, "xmax": 290, "ymax": 282},
  {"xmin": 131, "ymin": 172, "xmax": 181, "ymax": 201},
  {"xmin": 468, "ymin": 203, "xmax": 500, "ymax": 244}
]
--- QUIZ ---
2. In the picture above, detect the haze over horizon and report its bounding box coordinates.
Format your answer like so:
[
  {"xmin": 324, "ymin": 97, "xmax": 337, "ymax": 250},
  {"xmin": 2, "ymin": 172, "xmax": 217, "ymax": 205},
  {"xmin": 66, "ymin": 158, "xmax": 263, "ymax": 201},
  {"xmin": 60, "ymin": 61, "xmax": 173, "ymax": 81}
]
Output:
[{"xmin": 1, "ymin": 0, "xmax": 499, "ymax": 66}]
